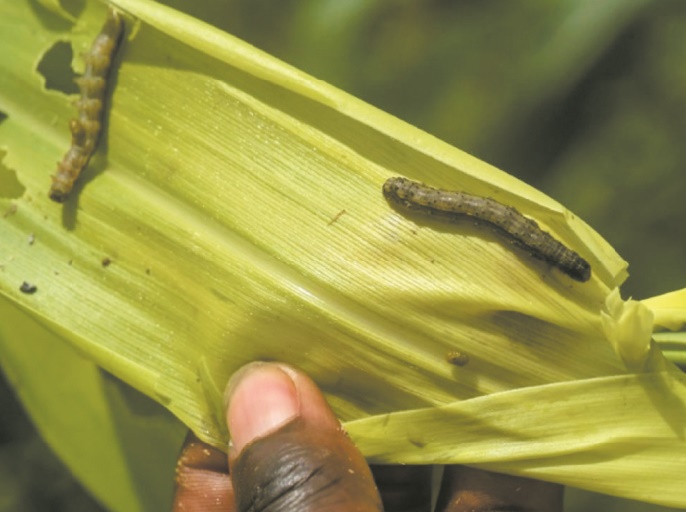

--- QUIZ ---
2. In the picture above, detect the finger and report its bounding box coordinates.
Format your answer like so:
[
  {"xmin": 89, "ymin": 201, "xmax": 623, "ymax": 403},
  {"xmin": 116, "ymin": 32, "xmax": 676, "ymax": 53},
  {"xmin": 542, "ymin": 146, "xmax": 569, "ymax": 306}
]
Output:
[
  {"xmin": 226, "ymin": 362, "xmax": 383, "ymax": 512},
  {"xmin": 172, "ymin": 432, "xmax": 235, "ymax": 512},
  {"xmin": 371, "ymin": 464, "xmax": 433, "ymax": 512},
  {"xmin": 435, "ymin": 466, "xmax": 563, "ymax": 512}
]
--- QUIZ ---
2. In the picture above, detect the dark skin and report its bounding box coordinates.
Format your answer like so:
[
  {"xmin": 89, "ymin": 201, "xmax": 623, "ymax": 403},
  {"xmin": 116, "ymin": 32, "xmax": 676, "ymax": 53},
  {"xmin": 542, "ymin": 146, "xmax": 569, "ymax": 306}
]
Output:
[{"xmin": 173, "ymin": 362, "xmax": 563, "ymax": 512}]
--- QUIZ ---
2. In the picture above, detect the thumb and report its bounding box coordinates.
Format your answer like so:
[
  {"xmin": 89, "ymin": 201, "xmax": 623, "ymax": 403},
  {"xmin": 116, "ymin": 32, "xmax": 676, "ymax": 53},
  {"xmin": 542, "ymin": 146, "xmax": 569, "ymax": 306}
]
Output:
[{"xmin": 226, "ymin": 362, "xmax": 383, "ymax": 512}]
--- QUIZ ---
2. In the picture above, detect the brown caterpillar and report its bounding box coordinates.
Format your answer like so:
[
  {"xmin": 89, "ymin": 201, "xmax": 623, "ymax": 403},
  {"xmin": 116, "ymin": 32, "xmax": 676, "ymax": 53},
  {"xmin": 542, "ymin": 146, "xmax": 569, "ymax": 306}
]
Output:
[
  {"xmin": 49, "ymin": 8, "xmax": 124, "ymax": 203},
  {"xmin": 383, "ymin": 177, "xmax": 591, "ymax": 282}
]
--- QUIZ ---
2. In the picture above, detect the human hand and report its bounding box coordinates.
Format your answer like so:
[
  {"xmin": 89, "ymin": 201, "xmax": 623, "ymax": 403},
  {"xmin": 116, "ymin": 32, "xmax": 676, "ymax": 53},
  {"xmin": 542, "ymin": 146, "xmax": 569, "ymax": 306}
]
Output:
[{"xmin": 173, "ymin": 362, "xmax": 563, "ymax": 511}]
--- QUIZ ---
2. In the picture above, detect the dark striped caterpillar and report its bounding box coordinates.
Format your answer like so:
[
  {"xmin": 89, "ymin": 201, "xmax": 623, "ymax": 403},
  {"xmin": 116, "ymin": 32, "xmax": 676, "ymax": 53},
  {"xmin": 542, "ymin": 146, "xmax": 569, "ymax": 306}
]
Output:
[
  {"xmin": 49, "ymin": 8, "xmax": 124, "ymax": 203},
  {"xmin": 383, "ymin": 177, "xmax": 591, "ymax": 282}
]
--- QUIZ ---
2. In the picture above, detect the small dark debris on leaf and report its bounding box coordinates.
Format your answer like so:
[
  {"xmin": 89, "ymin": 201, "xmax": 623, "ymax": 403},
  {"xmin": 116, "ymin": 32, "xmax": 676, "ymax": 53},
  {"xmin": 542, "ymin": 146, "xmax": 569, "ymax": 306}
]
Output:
[
  {"xmin": 446, "ymin": 350, "xmax": 470, "ymax": 366},
  {"xmin": 101, "ymin": 257, "xmax": 112, "ymax": 267},
  {"xmin": 327, "ymin": 209, "xmax": 347, "ymax": 226},
  {"xmin": 20, "ymin": 282, "xmax": 37, "ymax": 294}
]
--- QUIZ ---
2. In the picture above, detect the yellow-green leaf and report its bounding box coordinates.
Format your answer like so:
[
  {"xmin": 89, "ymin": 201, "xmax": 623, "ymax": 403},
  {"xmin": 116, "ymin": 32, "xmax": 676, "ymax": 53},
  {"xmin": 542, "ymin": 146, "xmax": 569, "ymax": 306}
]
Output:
[{"xmin": 1, "ymin": 0, "xmax": 685, "ymax": 509}]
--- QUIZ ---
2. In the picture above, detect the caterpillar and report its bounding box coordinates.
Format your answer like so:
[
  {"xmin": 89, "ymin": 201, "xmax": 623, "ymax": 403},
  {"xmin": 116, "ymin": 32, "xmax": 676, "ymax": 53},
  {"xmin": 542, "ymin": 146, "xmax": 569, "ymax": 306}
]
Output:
[
  {"xmin": 382, "ymin": 177, "xmax": 591, "ymax": 282},
  {"xmin": 49, "ymin": 8, "xmax": 124, "ymax": 203}
]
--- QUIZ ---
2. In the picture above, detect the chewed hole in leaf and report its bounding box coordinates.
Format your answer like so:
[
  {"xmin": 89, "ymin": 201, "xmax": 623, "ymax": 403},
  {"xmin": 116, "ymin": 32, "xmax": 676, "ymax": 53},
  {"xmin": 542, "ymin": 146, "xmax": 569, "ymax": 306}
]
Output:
[
  {"xmin": 0, "ymin": 149, "xmax": 25, "ymax": 200},
  {"xmin": 37, "ymin": 41, "xmax": 78, "ymax": 94}
]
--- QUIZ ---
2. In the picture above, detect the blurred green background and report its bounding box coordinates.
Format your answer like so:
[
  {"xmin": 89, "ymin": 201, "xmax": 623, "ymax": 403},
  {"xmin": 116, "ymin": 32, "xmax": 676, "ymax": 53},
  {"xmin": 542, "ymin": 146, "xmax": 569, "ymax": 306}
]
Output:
[{"xmin": 2, "ymin": 0, "xmax": 685, "ymax": 510}]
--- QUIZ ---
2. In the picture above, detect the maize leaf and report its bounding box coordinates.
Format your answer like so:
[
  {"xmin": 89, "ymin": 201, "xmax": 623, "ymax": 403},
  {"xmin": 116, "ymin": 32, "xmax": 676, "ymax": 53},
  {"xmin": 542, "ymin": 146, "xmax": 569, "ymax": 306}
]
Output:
[{"xmin": 0, "ymin": 0, "xmax": 685, "ymax": 508}]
